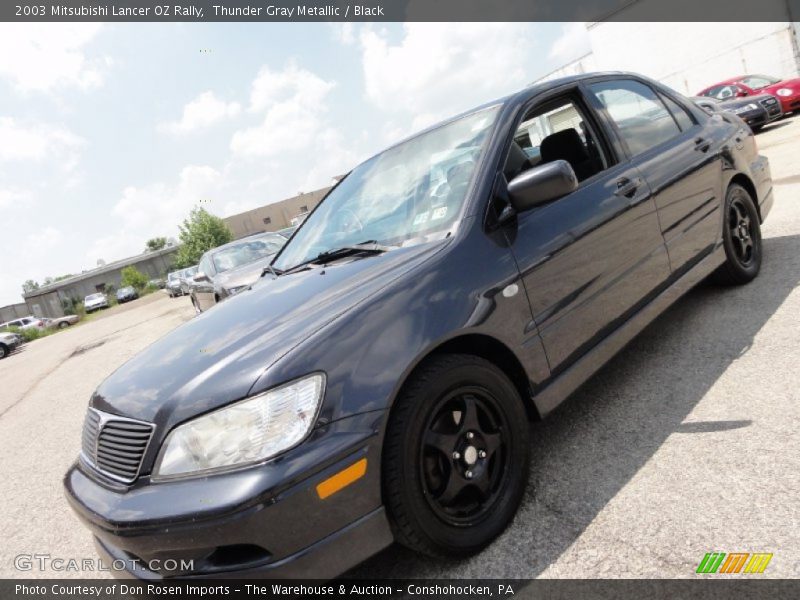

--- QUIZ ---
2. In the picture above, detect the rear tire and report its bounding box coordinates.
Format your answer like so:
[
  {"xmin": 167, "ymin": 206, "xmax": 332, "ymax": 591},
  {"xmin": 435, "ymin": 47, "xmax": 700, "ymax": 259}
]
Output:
[
  {"xmin": 383, "ymin": 354, "xmax": 530, "ymax": 558},
  {"xmin": 0, "ymin": 344, "xmax": 7, "ymax": 359},
  {"xmin": 58, "ymin": 322, "xmax": 69, "ymax": 329},
  {"xmin": 712, "ymin": 183, "xmax": 762, "ymax": 285}
]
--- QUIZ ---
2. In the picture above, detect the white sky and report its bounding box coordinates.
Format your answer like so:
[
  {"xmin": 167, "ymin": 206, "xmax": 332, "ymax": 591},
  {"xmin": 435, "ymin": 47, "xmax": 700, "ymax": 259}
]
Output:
[{"xmin": 0, "ymin": 22, "xmax": 590, "ymax": 305}]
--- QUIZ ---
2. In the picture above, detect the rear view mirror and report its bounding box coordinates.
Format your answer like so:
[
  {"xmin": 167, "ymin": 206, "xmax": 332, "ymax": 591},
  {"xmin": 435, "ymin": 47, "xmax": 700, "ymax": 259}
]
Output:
[
  {"xmin": 507, "ymin": 160, "xmax": 578, "ymax": 212},
  {"xmin": 193, "ymin": 272, "xmax": 209, "ymax": 283}
]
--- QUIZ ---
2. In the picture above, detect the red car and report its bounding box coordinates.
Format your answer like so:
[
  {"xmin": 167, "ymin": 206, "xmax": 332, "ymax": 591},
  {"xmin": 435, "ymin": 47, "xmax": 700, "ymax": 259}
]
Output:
[{"xmin": 698, "ymin": 74, "xmax": 800, "ymax": 114}]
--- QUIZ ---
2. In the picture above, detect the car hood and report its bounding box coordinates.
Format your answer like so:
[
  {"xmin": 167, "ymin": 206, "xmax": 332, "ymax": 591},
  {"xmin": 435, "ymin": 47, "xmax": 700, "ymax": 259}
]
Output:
[
  {"xmin": 765, "ymin": 78, "xmax": 800, "ymax": 93},
  {"xmin": 92, "ymin": 241, "xmax": 444, "ymax": 425},
  {"xmin": 85, "ymin": 297, "xmax": 105, "ymax": 305},
  {"xmin": 0, "ymin": 332, "xmax": 16, "ymax": 342},
  {"xmin": 214, "ymin": 253, "xmax": 278, "ymax": 290},
  {"xmin": 717, "ymin": 94, "xmax": 770, "ymax": 109}
]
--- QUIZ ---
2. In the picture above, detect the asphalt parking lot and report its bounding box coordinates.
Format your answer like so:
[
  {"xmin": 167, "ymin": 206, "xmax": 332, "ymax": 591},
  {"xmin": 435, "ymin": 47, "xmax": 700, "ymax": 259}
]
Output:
[{"xmin": 1, "ymin": 116, "xmax": 798, "ymax": 580}]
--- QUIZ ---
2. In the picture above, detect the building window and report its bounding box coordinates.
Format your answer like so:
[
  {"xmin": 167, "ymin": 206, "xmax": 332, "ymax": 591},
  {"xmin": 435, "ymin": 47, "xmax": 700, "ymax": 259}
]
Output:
[
  {"xmin": 262, "ymin": 217, "xmax": 271, "ymax": 225},
  {"xmin": 299, "ymin": 205, "xmax": 308, "ymax": 213}
]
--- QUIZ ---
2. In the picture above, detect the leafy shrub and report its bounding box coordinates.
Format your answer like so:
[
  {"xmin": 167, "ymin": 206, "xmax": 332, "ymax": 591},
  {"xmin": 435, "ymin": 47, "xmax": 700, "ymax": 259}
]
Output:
[{"xmin": 120, "ymin": 266, "xmax": 149, "ymax": 290}]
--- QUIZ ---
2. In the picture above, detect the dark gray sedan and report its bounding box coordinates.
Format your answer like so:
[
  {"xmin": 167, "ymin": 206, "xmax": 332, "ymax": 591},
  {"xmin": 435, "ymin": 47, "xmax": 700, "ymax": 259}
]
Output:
[{"xmin": 693, "ymin": 94, "xmax": 782, "ymax": 131}]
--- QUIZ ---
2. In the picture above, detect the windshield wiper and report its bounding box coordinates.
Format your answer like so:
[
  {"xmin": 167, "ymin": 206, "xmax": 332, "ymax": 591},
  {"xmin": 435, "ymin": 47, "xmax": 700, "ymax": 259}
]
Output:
[
  {"xmin": 280, "ymin": 240, "xmax": 390, "ymax": 276},
  {"xmin": 261, "ymin": 263, "xmax": 283, "ymax": 278}
]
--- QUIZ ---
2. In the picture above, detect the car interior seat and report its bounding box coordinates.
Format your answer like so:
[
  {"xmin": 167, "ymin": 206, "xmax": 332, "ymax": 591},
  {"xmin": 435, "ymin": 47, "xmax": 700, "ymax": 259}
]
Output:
[{"xmin": 539, "ymin": 128, "xmax": 602, "ymax": 182}]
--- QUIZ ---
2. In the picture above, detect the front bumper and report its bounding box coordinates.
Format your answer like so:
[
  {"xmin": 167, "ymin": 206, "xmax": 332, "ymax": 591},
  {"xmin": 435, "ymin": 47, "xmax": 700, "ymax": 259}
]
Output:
[{"xmin": 63, "ymin": 410, "xmax": 392, "ymax": 579}]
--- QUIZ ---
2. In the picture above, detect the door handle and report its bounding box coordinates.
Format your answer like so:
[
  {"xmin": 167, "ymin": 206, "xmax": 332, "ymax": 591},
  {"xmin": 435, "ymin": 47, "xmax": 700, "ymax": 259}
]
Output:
[
  {"xmin": 695, "ymin": 137, "xmax": 711, "ymax": 152},
  {"xmin": 614, "ymin": 176, "xmax": 641, "ymax": 198}
]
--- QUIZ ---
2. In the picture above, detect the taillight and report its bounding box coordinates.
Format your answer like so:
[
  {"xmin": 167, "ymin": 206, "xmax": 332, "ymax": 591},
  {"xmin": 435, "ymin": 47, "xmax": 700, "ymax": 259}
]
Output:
[{"xmin": 36, "ymin": 321, "xmax": 43, "ymax": 326}]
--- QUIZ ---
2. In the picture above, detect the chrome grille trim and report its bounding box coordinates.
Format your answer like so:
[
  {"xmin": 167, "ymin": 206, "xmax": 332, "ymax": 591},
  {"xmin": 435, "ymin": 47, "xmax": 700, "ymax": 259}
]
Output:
[{"xmin": 80, "ymin": 408, "xmax": 154, "ymax": 484}]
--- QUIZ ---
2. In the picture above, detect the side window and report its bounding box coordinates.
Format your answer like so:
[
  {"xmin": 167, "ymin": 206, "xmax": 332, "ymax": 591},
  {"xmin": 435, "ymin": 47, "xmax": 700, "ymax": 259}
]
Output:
[
  {"xmin": 506, "ymin": 95, "xmax": 610, "ymax": 183},
  {"xmin": 660, "ymin": 94, "xmax": 696, "ymax": 131},
  {"xmin": 588, "ymin": 79, "xmax": 682, "ymax": 157}
]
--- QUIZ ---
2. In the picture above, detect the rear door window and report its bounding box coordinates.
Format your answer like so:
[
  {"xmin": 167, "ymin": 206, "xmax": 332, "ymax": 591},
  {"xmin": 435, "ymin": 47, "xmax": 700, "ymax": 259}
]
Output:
[
  {"xmin": 660, "ymin": 94, "xmax": 696, "ymax": 131},
  {"xmin": 588, "ymin": 79, "xmax": 683, "ymax": 157}
]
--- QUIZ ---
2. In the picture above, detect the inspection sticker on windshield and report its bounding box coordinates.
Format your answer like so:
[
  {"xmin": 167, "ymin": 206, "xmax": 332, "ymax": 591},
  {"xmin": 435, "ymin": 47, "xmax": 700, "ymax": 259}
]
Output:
[
  {"xmin": 432, "ymin": 206, "xmax": 448, "ymax": 220},
  {"xmin": 413, "ymin": 211, "xmax": 430, "ymax": 226}
]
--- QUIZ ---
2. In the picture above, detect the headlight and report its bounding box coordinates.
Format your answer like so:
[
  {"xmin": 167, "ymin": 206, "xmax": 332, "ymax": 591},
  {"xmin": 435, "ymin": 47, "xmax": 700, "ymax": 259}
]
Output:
[
  {"xmin": 776, "ymin": 88, "xmax": 792, "ymax": 97},
  {"xmin": 226, "ymin": 285, "xmax": 248, "ymax": 296},
  {"xmin": 154, "ymin": 373, "xmax": 325, "ymax": 479},
  {"xmin": 731, "ymin": 104, "xmax": 758, "ymax": 114}
]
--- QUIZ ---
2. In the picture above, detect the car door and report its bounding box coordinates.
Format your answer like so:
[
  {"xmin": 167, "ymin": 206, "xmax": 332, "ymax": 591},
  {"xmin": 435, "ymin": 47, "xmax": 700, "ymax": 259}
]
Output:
[
  {"xmin": 585, "ymin": 78, "xmax": 723, "ymax": 275},
  {"xmin": 506, "ymin": 87, "xmax": 671, "ymax": 374},
  {"xmin": 195, "ymin": 255, "xmax": 217, "ymax": 311}
]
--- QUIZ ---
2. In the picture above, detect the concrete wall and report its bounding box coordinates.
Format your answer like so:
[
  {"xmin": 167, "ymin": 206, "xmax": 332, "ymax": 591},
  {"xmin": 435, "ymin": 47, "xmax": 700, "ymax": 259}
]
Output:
[
  {"xmin": 224, "ymin": 187, "xmax": 331, "ymax": 239},
  {"xmin": 0, "ymin": 303, "xmax": 30, "ymax": 323},
  {"xmin": 587, "ymin": 21, "xmax": 800, "ymax": 95},
  {"xmin": 534, "ymin": 14, "xmax": 800, "ymax": 98}
]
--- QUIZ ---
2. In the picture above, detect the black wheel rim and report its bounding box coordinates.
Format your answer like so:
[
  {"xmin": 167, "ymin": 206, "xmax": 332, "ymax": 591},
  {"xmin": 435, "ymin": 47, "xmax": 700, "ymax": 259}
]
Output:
[
  {"xmin": 729, "ymin": 196, "xmax": 756, "ymax": 266},
  {"xmin": 419, "ymin": 386, "xmax": 510, "ymax": 526}
]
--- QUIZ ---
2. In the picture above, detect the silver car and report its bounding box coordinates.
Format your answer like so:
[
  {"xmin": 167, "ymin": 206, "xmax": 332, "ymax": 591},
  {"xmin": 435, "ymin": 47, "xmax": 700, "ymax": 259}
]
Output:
[
  {"xmin": 166, "ymin": 270, "xmax": 184, "ymax": 298},
  {"xmin": 190, "ymin": 232, "xmax": 288, "ymax": 314},
  {"xmin": 84, "ymin": 293, "xmax": 109, "ymax": 313},
  {"xmin": 0, "ymin": 316, "xmax": 46, "ymax": 331}
]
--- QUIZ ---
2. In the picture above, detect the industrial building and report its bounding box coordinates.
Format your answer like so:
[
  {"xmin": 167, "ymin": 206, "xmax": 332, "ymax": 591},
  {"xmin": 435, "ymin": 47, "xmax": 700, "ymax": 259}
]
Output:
[
  {"xmin": 536, "ymin": 18, "xmax": 800, "ymax": 96},
  {"xmin": 223, "ymin": 186, "xmax": 332, "ymax": 239},
  {"xmin": 22, "ymin": 246, "xmax": 179, "ymax": 319}
]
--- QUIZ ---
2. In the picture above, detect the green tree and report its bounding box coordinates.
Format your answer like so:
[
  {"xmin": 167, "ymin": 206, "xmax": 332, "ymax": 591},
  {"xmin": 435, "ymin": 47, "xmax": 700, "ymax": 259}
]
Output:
[
  {"xmin": 120, "ymin": 266, "xmax": 149, "ymax": 290},
  {"xmin": 145, "ymin": 237, "xmax": 168, "ymax": 252},
  {"xmin": 22, "ymin": 279, "xmax": 39, "ymax": 294},
  {"xmin": 173, "ymin": 207, "xmax": 232, "ymax": 268}
]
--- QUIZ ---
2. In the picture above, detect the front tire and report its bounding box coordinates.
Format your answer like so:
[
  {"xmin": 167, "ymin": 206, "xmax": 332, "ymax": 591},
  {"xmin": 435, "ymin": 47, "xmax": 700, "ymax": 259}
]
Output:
[
  {"xmin": 0, "ymin": 344, "xmax": 7, "ymax": 359},
  {"xmin": 383, "ymin": 354, "xmax": 530, "ymax": 558},
  {"xmin": 712, "ymin": 183, "xmax": 762, "ymax": 285},
  {"xmin": 58, "ymin": 322, "xmax": 69, "ymax": 329}
]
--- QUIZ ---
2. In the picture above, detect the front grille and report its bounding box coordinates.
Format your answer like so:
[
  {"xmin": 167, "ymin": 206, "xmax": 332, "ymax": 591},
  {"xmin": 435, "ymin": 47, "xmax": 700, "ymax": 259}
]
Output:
[{"xmin": 81, "ymin": 408, "xmax": 154, "ymax": 484}]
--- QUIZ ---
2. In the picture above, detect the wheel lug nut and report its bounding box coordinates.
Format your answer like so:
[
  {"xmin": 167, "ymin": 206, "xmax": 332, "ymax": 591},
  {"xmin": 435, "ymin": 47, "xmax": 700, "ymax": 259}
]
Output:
[
  {"xmin": 465, "ymin": 470, "xmax": 473, "ymax": 479},
  {"xmin": 466, "ymin": 432, "xmax": 474, "ymax": 440},
  {"xmin": 479, "ymin": 450, "xmax": 486, "ymax": 459},
  {"xmin": 452, "ymin": 451, "xmax": 460, "ymax": 460}
]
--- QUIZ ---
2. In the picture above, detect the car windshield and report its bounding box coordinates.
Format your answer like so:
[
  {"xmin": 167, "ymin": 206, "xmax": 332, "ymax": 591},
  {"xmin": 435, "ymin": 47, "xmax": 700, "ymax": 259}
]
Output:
[
  {"xmin": 167, "ymin": 272, "xmax": 180, "ymax": 281},
  {"xmin": 701, "ymin": 84, "xmax": 740, "ymax": 100},
  {"xmin": 183, "ymin": 266, "xmax": 198, "ymax": 277},
  {"xmin": 273, "ymin": 106, "xmax": 500, "ymax": 271},
  {"xmin": 739, "ymin": 75, "xmax": 780, "ymax": 89},
  {"xmin": 86, "ymin": 293, "xmax": 103, "ymax": 300},
  {"xmin": 118, "ymin": 287, "xmax": 132, "ymax": 293},
  {"xmin": 212, "ymin": 234, "xmax": 286, "ymax": 273}
]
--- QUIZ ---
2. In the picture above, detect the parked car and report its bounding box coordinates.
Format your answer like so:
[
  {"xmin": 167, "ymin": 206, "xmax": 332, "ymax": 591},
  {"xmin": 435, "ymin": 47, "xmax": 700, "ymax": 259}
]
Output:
[
  {"xmin": 166, "ymin": 271, "xmax": 184, "ymax": 298},
  {"xmin": 65, "ymin": 72, "xmax": 772, "ymax": 579},
  {"xmin": 0, "ymin": 316, "xmax": 46, "ymax": 331},
  {"xmin": 83, "ymin": 293, "xmax": 109, "ymax": 313},
  {"xmin": 0, "ymin": 331, "xmax": 20, "ymax": 359},
  {"xmin": 116, "ymin": 286, "xmax": 139, "ymax": 303},
  {"xmin": 42, "ymin": 315, "xmax": 80, "ymax": 329},
  {"xmin": 698, "ymin": 74, "xmax": 800, "ymax": 115},
  {"xmin": 178, "ymin": 266, "xmax": 199, "ymax": 296},
  {"xmin": 190, "ymin": 232, "xmax": 288, "ymax": 313},
  {"xmin": 148, "ymin": 278, "xmax": 166, "ymax": 289},
  {"xmin": 692, "ymin": 94, "xmax": 781, "ymax": 131}
]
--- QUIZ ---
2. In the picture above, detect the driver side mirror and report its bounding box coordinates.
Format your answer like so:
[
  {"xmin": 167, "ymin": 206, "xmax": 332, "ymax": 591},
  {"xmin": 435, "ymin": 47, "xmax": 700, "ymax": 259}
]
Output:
[
  {"xmin": 193, "ymin": 272, "xmax": 209, "ymax": 283},
  {"xmin": 507, "ymin": 160, "xmax": 578, "ymax": 213},
  {"xmin": 736, "ymin": 89, "xmax": 748, "ymax": 97}
]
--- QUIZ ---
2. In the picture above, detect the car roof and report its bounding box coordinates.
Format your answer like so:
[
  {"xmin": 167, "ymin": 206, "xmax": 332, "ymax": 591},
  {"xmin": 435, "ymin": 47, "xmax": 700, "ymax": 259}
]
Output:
[
  {"xmin": 206, "ymin": 231, "xmax": 286, "ymax": 256},
  {"xmin": 354, "ymin": 71, "xmax": 633, "ymax": 160}
]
